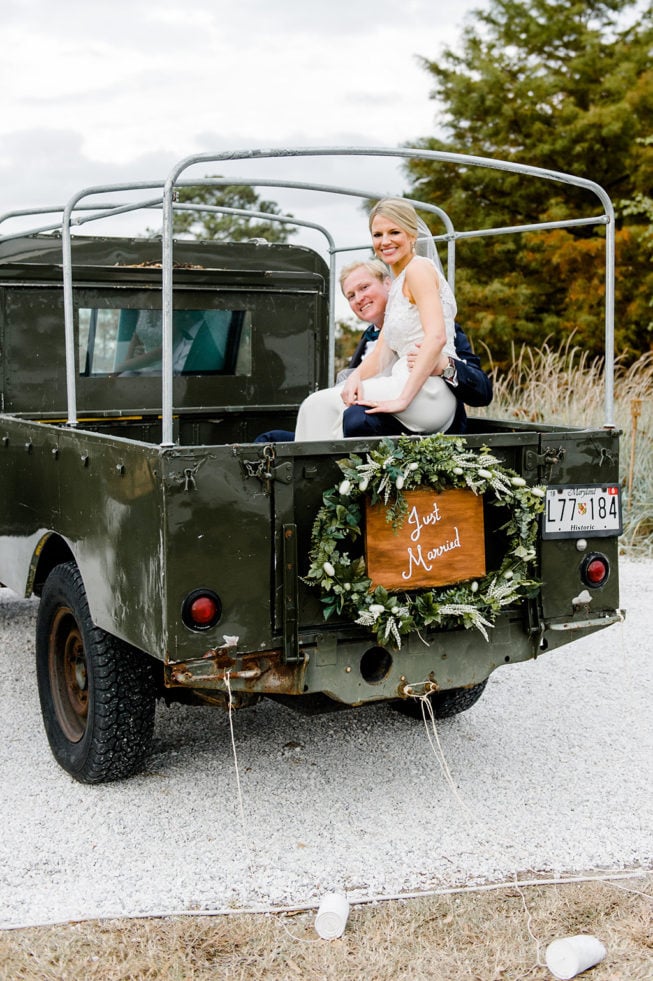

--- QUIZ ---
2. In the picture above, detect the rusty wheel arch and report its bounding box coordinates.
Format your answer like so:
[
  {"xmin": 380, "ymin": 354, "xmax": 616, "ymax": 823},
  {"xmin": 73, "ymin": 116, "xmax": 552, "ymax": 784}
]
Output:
[{"xmin": 29, "ymin": 533, "xmax": 76, "ymax": 597}]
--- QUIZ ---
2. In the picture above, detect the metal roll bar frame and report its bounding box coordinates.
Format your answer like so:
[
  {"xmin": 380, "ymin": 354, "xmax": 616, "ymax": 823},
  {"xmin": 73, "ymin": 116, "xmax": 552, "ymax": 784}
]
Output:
[{"xmin": 0, "ymin": 146, "xmax": 616, "ymax": 443}]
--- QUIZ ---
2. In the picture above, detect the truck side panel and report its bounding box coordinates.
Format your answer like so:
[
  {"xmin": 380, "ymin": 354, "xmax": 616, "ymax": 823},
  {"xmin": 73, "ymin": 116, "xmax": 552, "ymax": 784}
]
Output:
[{"xmin": 0, "ymin": 420, "xmax": 168, "ymax": 657}]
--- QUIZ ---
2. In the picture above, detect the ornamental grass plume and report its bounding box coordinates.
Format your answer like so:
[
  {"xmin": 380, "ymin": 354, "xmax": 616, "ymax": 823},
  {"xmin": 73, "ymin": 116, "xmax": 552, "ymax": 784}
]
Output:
[{"xmin": 477, "ymin": 339, "xmax": 653, "ymax": 553}]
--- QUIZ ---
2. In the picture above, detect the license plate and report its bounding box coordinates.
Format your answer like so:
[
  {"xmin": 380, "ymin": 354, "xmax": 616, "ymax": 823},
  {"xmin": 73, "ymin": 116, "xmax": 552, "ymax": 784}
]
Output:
[{"xmin": 542, "ymin": 484, "xmax": 622, "ymax": 539}]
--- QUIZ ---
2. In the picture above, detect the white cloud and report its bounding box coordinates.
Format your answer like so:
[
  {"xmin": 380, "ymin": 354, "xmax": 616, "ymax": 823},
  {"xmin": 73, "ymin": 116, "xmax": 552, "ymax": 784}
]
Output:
[
  {"xmin": 2, "ymin": 0, "xmax": 480, "ymax": 155},
  {"xmin": 0, "ymin": 0, "xmax": 485, "ymax": 303}
]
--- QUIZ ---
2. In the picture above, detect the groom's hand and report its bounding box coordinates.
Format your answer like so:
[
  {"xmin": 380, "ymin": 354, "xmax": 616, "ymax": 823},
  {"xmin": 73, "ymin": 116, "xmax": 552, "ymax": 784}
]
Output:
[{"xmin": 407, "ymin": 342, "xmax": 449, "ymax": 377}]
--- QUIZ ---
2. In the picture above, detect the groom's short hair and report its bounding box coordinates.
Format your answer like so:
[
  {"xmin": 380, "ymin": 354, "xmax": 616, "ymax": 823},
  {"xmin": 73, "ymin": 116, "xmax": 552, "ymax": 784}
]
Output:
[{"xmin": 339, "ymin": 257, "xmax": 389, "ymax": 292}]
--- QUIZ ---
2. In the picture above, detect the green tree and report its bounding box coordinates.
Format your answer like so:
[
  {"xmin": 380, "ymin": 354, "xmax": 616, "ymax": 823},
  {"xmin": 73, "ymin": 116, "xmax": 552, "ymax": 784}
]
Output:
[
  {"xmin": 172, "ymin": 180, "xmax": 298, "ymax": 243},
  {"xmin": 334, "ymin": 319, "xmax": 363, "ymax": 374},
  {"xmin": 406, "ymin": 0, "xmax": 653, "ymax": 364}
]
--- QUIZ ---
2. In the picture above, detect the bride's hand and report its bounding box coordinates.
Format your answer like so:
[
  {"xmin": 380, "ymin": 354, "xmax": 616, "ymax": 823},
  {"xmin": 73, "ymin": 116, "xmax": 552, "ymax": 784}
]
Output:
[{"xmin": 357, "ymin": 396, "xmax": 410, "ymax": 416}]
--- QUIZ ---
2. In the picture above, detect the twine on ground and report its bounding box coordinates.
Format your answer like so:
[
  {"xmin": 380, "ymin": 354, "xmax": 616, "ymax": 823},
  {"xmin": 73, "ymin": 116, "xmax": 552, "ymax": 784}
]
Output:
[
  {"xmin": 407, "ymin": 687, "xmax": 545, "ymax": 975},
  {"xmin": 224, "ymin": 671, "xmax": 254, "ymax": 872}
]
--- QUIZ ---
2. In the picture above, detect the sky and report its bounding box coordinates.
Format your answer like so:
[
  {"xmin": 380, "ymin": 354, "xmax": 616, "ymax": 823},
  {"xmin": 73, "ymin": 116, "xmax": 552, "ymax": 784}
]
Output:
[{"xmin": 0, "ymin": 0, "xmax": 486, "ymax": 312}]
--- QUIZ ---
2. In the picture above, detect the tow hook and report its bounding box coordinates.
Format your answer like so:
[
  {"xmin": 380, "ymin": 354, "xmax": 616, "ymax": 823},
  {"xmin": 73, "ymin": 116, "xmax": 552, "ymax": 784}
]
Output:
[{"xmin": 399, "ymin": 680, "xmax": 438, "ymax": 698}]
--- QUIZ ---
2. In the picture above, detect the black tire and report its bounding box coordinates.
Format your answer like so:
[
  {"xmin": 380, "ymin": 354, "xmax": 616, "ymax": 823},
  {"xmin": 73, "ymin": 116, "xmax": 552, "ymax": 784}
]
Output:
[
  {"xmin": 392, "ymin": 679, "xmax": 488, "ymax": 721},
  {"xmin": 36, "ymin": 562, "xmax": 156, "ymax": 783}
]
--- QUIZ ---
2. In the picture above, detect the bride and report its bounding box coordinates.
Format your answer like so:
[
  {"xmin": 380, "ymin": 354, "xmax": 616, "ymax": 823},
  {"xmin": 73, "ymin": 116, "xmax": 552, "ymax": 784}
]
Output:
[{"xmin": 294, "ymin": 198, "xmax": 457, "ymax": 440}]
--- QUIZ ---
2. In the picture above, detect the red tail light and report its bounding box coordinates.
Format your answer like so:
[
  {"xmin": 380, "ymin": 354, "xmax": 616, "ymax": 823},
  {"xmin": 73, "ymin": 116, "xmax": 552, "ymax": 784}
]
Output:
[
  {"xmin": 182, "ymin": 589, "xmax": 222, "ymax": 631},
  {"xmin": 580, "ymin": 553, "xmax": 610, "ymax": 589}
]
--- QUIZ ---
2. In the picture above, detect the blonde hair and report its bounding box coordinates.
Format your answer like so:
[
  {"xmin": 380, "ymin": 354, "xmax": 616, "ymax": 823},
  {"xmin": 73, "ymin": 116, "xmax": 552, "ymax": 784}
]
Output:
[
  {"xmin": 338, "ymin": 257, "xmax": 389, "ymax": 291},
  {"xmin": 368, "ymin": 197, "xmax": 419, "ymax": 239}
]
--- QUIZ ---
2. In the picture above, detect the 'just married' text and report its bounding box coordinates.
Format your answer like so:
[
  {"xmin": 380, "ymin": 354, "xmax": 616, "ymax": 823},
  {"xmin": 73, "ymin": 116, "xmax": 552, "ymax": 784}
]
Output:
[{"xmin": 365, "ymin": 489, "xmax": 486, "ymax": 591}]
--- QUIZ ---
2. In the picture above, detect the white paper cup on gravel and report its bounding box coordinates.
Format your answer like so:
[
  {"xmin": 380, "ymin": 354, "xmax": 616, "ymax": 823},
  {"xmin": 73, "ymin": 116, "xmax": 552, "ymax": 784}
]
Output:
[
  {"xmin": 545, "ymin": 935, "xmax": 606, "ymax": 979},
  {"xmin": 314, "ymin": 892, "xmax": 350, "ymax": 939}
]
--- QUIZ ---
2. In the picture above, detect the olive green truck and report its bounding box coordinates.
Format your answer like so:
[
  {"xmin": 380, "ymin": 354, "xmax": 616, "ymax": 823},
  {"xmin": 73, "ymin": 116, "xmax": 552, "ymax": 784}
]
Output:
[{"xmin": 0, "ymin": 148, "xmax": 623, "ymax": 782}]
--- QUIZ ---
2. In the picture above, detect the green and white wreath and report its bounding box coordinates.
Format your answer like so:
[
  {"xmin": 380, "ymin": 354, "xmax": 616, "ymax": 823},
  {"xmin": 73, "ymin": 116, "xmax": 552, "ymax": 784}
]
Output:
[{"xmin": 306, "ymin": 434, "xmax": 546, "ymax": 648}]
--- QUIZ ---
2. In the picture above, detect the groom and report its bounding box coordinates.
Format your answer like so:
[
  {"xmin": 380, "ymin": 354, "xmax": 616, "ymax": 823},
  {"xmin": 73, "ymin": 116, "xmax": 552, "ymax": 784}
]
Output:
[{"xmin": 255, "ymin": 257, "xmax": 492, "ymax": 442}]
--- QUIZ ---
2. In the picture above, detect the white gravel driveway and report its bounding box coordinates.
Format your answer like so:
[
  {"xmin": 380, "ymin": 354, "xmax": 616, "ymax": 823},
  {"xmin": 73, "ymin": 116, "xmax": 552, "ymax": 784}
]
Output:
[{"xmin": 1, "ymin": 559, "xmax": 651, "ymax": 929}]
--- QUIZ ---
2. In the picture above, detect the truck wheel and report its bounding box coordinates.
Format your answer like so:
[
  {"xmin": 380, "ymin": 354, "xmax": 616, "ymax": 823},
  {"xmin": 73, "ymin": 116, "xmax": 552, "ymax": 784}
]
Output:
[
  {"xmin": 393, "ymin": 679, "xmax": 488, "ymax": 721},
  {"xmin": 36, "ymin": 562, "xmax": 156, "ymax": 783}
]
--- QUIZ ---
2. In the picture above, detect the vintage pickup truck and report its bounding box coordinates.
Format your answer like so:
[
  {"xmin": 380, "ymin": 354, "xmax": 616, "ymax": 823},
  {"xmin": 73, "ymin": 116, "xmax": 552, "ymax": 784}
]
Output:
[{"xmin": 0, "ymin": 148, "xmax": 623, "ymax": 782}]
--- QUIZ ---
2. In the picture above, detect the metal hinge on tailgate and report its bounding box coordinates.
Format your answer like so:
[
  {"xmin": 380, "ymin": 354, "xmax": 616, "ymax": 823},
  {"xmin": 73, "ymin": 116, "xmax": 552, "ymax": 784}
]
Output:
[
  {"xmin": 524, "ymin": 445, "xmax": 566, "ymax": 482},
  {"xmin": 282, "ymin": 523, "xmax": 301, "ymax": 663},
  {"xmin": 236, "ymin": 445, "xmax": 293, "ymax": 495}
]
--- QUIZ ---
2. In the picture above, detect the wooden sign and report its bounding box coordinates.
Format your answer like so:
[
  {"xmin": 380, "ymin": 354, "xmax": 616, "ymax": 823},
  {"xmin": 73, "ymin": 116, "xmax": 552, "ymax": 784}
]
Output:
[{"xmin": 365, "ymin": 488, "xmax": 486, "ymax": 591}]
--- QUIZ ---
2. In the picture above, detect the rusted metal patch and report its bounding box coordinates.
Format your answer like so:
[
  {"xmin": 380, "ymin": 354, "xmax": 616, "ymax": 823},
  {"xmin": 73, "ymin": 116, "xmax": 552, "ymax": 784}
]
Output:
[{"xmin": 166, "ymin": 644, "xmax": 306, "ymax": 694}]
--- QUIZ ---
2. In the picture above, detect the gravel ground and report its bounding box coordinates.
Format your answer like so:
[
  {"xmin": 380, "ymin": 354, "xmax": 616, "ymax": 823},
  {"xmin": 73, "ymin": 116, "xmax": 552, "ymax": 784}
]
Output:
[{"xmin": 1, "ymin": 559, "xmax": 651, "ymax": 930}]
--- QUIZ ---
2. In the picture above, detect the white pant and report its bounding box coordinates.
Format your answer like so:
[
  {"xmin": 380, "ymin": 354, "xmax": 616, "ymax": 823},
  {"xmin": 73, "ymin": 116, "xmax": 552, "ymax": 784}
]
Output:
[{"xmin": 295, "ymin": 362, "xmax": 457, "ymax": 441}]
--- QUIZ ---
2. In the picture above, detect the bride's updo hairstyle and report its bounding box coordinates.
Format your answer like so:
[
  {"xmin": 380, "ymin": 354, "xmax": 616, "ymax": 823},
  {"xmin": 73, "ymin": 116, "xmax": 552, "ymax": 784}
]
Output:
[{"xmin": 368, "ymin": 197, "xmax": 419, "ymax": 240}]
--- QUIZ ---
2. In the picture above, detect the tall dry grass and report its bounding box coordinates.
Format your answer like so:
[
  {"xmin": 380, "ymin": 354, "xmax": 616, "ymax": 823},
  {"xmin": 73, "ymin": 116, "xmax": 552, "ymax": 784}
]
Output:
[{"xmin": 476, "ymin": 338, "xmax": 653, "ymax": 555}]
